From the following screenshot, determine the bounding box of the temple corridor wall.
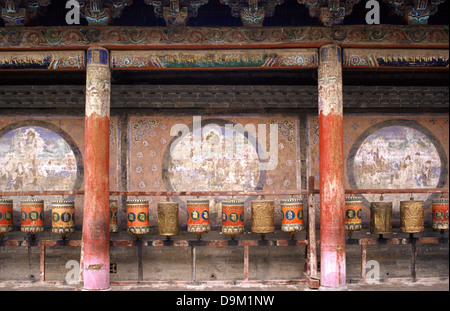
[0,111,448,230]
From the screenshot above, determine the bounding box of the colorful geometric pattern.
[345,197,362,231]
[111,49,317,70]
[280,198,304,232]
[187,199,210,233]
[126,200,150,234]
[51,200,75,234]
[20,199,44,233]
[222,200,245,235]
[0,199,13,233]
[432,198,449,230]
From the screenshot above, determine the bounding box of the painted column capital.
[86,46,111,118]
[87,46,110,66]
[318,44,343,116]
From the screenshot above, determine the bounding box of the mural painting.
[353,126,441,190]
[0,126,77,191]
[310,116,449,226]
[129,115,301,228]
[166,122,261,193]
[0,117,121,229]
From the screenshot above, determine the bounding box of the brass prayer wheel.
[109,200,118,233]
[126,200,150,235]
[21,199,45,233]
[280,198,304,233]
[157,202,179,237]
[432,198,449,230]
[370,201,393,235]
[400,199,424,234]
[221,200,245,238]
[251,199,275,235]
[345,197,362,232]
[0,199,13,234]
[187,199,210,235]
[51,200,75,234]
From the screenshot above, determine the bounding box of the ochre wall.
[127,114,301,228]
[0,115,120,229]
[1,113,448,229]
[0,111,448,283]
[309,114,449,227]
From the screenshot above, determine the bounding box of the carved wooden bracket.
[382,0,446,25]
[297,0,361,26]
[77,0,133,26]
[0,0,50,26]
[145,0,208,26]
[220,0,283,27]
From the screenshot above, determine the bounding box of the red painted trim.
[82,113,110,290]
[319,111,346,288]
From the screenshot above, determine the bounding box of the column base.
[82,287,111,291]
[318,285,348,291]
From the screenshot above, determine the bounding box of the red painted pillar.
[82,46,111,290]
[318,44,346,288]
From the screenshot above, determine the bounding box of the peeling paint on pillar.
[82,46,111,290]
[318,44,346,288]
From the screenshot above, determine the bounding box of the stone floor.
[0,279,448,291]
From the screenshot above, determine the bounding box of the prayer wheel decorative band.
[0,199,13,233]
[222,200,245,235]
[187,199,210,233]
[280,198,304,232]
[157,202,179,236]
[251,200,275,234]
[109,200,118,233]
[432,198,449,230]
[21,199,45,233]
[126,200,150,235]
[400,199,424,233]
[345,197,362,231]
[370,201,393,235]
[52,200,75,234]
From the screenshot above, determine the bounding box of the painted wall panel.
[309,115,449,227]
[0,115,120,229]
[128,114,301,229]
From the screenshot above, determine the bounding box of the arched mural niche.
[0,120,84,229]
[162,118,267,227]
[347,119,448,227]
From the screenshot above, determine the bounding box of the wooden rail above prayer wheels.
[0,188,448,198]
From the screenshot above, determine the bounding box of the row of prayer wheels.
[345,197,449,237]
[0,198,75,238]
[2,196,447,239]
[122,198,305,239]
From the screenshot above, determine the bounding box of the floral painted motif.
[270,120,295,143]
[131,119,157,142]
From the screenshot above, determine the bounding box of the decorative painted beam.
[382,0,446,25]
[110,48,318,69]
[78,0,133,26]
[0,50,85,70]
[220,0,284,27]
[0,25,448,49]
[343,48,449,68]
[0,0,50,26]
[144,0,208,26]
[298,0,361,26]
